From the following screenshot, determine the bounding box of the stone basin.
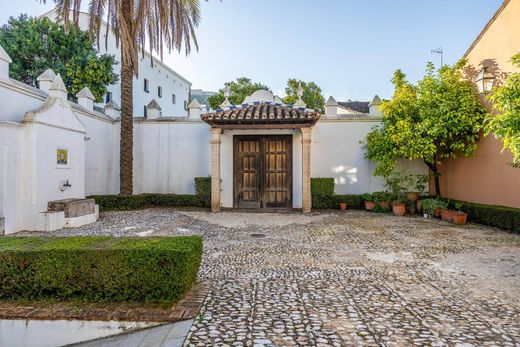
[47,198,96,218]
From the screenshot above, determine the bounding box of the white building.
[41,9,192,118]
[0,44,426,234]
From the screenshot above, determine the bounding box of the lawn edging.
[0,236,203,303]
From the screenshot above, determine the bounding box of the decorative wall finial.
[297,81,303,100]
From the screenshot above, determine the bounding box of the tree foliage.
[486,53,520,168]
[283,79,325,112]
[208,77,270,110]
[366,60,487,195]
[0,15,118,102]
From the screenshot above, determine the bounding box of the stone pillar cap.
[147,99,161,110]
[104,100,120,110]
[49,74,67,93]
[188,98,201,108]
[37,69,57,82]
[76,87,95,100]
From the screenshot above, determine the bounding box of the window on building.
[172,94,176,104]
[144,79,149,93]
[105,91,112,103]
[144,105,147,117]
[158,86,162,98]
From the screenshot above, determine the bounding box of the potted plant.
[434,198,448,218]
[421,199,436,218]
[339,201,348,211]
[406,198,417,215]
[452,202,468,225]
[362,193,375,211]
[373,192,389,209]
[385,173,407,217]
[403,174,420,201]
[440,199,453,222]
[414,174,429,212]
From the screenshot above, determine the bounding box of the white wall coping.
[0,120,23,128]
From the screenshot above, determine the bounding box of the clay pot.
[364,201,376,211]
[440,209,453,222]
[452,212,468,225]
[378,201,390,209]
[406,191,420,201]
[434,207,442,218]
[392,203,406,216]
[339,202,347,211]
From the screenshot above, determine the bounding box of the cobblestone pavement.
[20,209,520,346]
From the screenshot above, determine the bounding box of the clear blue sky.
[0,0,504,101]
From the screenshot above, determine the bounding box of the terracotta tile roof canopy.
[201,103,321,129]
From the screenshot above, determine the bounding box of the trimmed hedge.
[0,236,203,303]
[446,200,520,233]
[310,177,363,209]
[89,193,205,211]
[194,177,211,207]
[310,178,335,197]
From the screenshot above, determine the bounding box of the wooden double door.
[234,135,292,208]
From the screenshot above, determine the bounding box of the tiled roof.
[337,101,370,114]
[201,103,320,126]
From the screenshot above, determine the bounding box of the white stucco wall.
[41,9,192,118]
[0,123,23,234]
[133,120,211,194]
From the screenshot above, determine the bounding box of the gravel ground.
[18,209,520,346]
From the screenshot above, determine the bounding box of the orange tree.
[366,60,487,196]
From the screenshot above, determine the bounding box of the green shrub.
[0,236,203,303]
[311,178,335,197]
[89,193,205,211]
[194,177,211,208]
[312,194,364,210]
[445,200,520,232]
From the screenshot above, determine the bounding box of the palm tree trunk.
[119,2,134,195]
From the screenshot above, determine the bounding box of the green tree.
[366,60,487,196]
[283,79,325,112]
[486,53,520,168]
[0,14,117,102]
[46,0,201,195]
[208,77,270,110]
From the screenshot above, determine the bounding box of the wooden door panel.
[234,135,292,208]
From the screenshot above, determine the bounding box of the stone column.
[210,127,222,212]
[301,127,312,213]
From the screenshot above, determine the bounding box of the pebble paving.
[20,209,520,346]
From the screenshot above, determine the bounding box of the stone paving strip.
[0,281,210,322]
[19,209,520,346]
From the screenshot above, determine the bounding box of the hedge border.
[0,236,203,303]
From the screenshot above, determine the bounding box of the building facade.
[41,9,192,118]
[438,0,520,208]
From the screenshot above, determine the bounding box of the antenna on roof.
[431,47,444,67]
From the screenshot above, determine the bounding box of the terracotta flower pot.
[406,191,420,201]
[440,209,453,222]
[364,201,376,211]
[452,212,468,225]
[434,207,442,218]
[392,203,406,216]
[379,201,390,209]
[339,202,347,211]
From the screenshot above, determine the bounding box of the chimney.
[0,45,12,79]
[369,95,382,117]
[48,74,68,99]
[104,100,120,119]
[188,98,202,119]
[146,99,162,119]
[325,96,338,118]
[37,69,57,93]
[76,87,95,111]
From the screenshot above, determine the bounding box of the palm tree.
[43,0,201,195]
